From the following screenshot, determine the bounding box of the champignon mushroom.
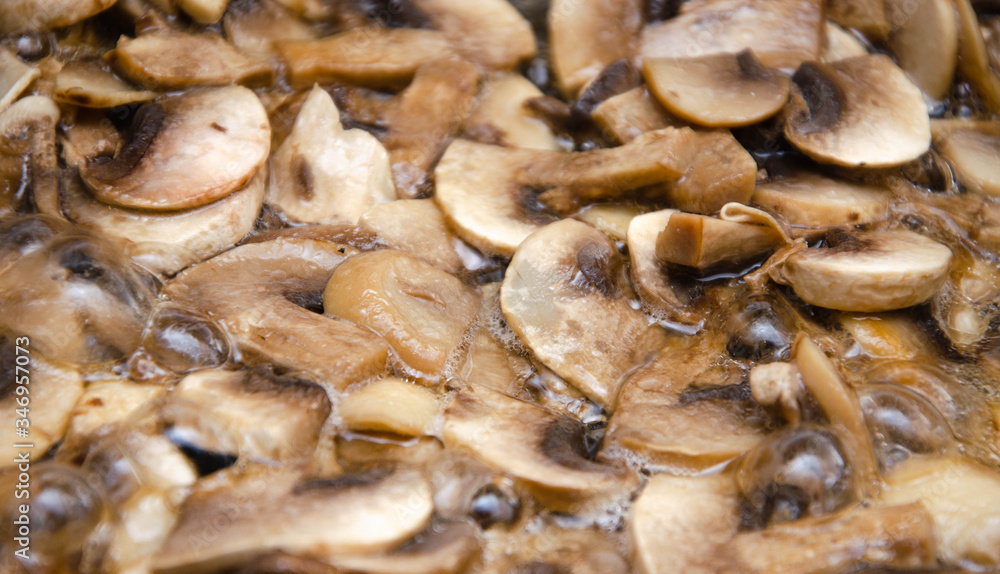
[644,50,791,128]
[268,85,395,226]
[442,385,637,513]
[771,229,953,312]
[338,377,441,437]
[0,0,116,34]
[827,0,890,39]
[164,237,389,393]
[639,0,823,69]
[886,0,957,100]
[79,86,270,211]
[356,199,466,275]
[480,525,629,574]
[835,312,936,361]
[323,249,480,382]
[0,47,39,112]
[152,466,434,574]
[591,86,681,144]
[0,95,59,217]
[655,206,788,272]
[955,0,1000,112]
[783,54,930,168]
[411,0,536,70]
[549,0,642,98]
[325,522,481,574]
[932,120,1000,197]
[223,0,316,60]
[820,21,869,63]
[751,172,891,229]
[626,209,703,326]
[464,74,560,150]
[174,366,331,462]
[54,60,157,108]
[107,26,274,91]
[501,219,665,408]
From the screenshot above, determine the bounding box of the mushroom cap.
[80,86,270,211]
[644,50,791,128]
[779,230,953,312]
[783,54,931,168]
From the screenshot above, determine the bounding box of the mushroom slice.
[575,203,642,242]
[0,96,59,217]
[0,0,116,34]
[174,0,229,24]
[174,367,331,462]
[631,473,739,574]
[783,54,930,168]
[323,250,480,382]
[881,455,1000,568]
[886,0,957,100]
[639,0,823,69]
[549,0,642,97]
[772,230,953,312]
[626,209,702,325]
[464,74,560,150]
[356,199,465,275]
[108,27,274,91]
[58,378,165,463]
[62,166,266,276]
[751,173,891,229]
[80,86,270,211]
[223,0,316,59]
[932,121,1000,197]
[591,86,681,144]
[339,378,440,437]
[655,208,787,271]
[826,0,890,39]
[382,58,479,199]
[54,60,157,108]
[0,335,84,468]
[164,238,389,393]
[277,28,453,90]
[152,466,434,574]
[501,219,665,408]
[268,86,395,225]
[442,386,636,512]
[326,522,481,574]
[731,503,936,573]
[955,0,1000,112]
[836,312,936,361]
[644,50,791,128]
[0,47,39,112]
[820,21,869,63]
[410,0,535,69]
[481,525,629,574]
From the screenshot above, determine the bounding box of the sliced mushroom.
[783,54,930,168]
[174,0,229,24]
[0,0,116,34]
[644,50,791,128]
[820,21,869,63]
[591,86,681,144]
[223,0,316,60]
[480,525,629,574]
[356,199,465,275]
[826,0,890,39]
[931,241,1000,352]
[164,238,389,393]
[58,107,121,170]
[277,28,454,90]
[54,59,157,108]
[751,172,891,229]
[639,0,823,69]
[339,378,440,437]
[886,0,957,100]
[880,455,1000,568]
[174,366,331,462]
[326,522,481,574]
[0,335,84,468]
[626,208,702,325]
[501,219,665,408]
[57,378,165,463]
[442,386,636,512]
[955,0,1000,112]
[152,466,434,574]
[464,74,560,150]
[435,128,755,256]
[108,27,275,91]
[772,229,953,312]
[0,95,60,217]
[932,120,1000,197]
[631,473,739,574]
[655,208,787,271]
[575,203,642,242]
[62,165,266,276]
[0,47,39,112]
[268,86,395,225]
[323,250,480,382]
[836,311,936,361]
[549,0,642,97]
[80,86,270,211]
[411,0,535,70]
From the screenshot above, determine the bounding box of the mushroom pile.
[2,1,1000,573]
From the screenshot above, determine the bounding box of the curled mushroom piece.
[0,0,115,34]
[152,466,434,574]
[932,120,1000,197]
[639,0,823,69]
[268,86,395,225]
[549,0,642,98]
[784,54,930,167]
[644,50,791,128]
[0,47,39,111]
[80,86,270,211]
[164,238,389,393]
[501,219,665,408]
[442,386,636,513]
[54,60,157,108]
[0,95,60,217]
[435,127,755,256]
[107,27,275,91]
[771,229,953,313]
[751,172,891,230]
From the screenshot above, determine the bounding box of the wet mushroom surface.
[2,2,1000,574]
